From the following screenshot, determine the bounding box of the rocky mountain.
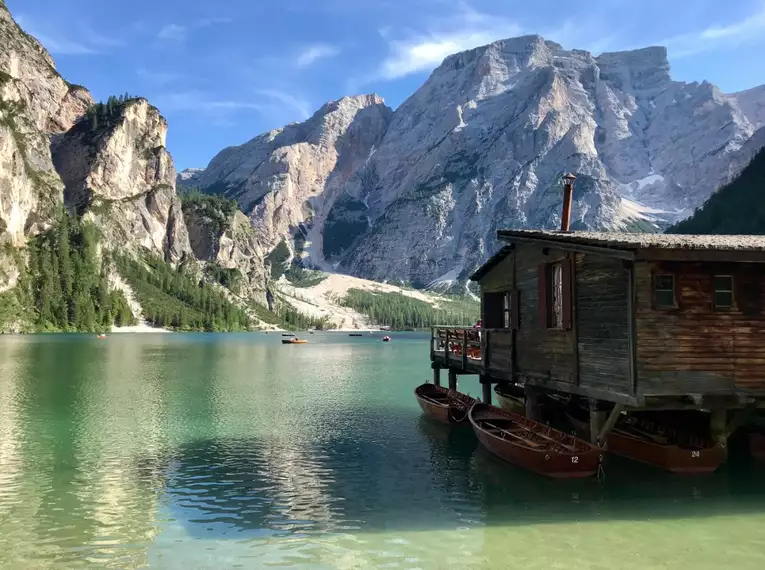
[0,0,91,263]
[1,0,188,268]
[188,35,765,288]
[52,98,191,263]
[189,95,393,265]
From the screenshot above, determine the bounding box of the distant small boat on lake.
[281,333,295,337]
[470,403,601,479]
[382,336,391,342]
[349,333,364,337]
[97,334,107,340]
[415,383,477,424]
[282,338,307,345]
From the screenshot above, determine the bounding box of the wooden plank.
[537,263,548,328]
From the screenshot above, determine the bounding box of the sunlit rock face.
[192,36,765,287]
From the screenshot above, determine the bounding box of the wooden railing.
[431,326,484,368]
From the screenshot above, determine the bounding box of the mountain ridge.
[184,34,765,287]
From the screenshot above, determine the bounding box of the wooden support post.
[525,386,541,421]
[432,364,441,387]
[596,404,624,446]
[710,409,728,448]
[589,399,606,445]
[481,375,492,405]
[448,370,458,391]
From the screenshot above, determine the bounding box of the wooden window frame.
[538,259,572,330]
[500,291,520,330]
[653,274,677,309]
[713,275,735,310]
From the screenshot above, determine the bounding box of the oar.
[418,393,449,406]
[508,419,580,452]
[484,422,544,449]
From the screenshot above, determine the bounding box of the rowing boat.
[494,383,526,414]
[414,383,477,424]
[282,338,308,345]
[469,403,601,479]
[566,408,725,474]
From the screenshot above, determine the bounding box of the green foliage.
[116,255,250,331]
[340,289,479,330]
[23,213,136,332]
[181,191,238,235]
[265,240,291,279]
[205,263,241,293]
[81,94,138,135]
[283,265,327,288]
[670,148,765,234]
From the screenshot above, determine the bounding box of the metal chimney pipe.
[561,173,576,232]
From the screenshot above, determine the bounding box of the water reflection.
[0,334,764,570]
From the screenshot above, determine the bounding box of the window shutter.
[537,264,548,328]
[511,290,520,330]
[562,257,573,330]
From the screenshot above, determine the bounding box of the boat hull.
[494,386,525,414]
[470,404,601,479]
[567,412,725,474]
[414,384,475,425]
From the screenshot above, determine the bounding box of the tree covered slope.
[670,148,765,234]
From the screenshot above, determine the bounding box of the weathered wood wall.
[635,261,765,395]
[576,253,631,396]
[513,244,577,385]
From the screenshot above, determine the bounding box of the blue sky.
[8,0,765,171]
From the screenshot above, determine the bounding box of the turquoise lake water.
[1,332,764,569]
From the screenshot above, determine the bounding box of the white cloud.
[662,2,765,58]
[153,91,262,114]
[295,44,341,67]
[136,68,182,86]
[157,24,187,42]
[16,14,96,55]
[377,4,523,80]
[254,89,312,120]
[157,17,232,43]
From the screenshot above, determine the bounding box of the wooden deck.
[430,327,486,375]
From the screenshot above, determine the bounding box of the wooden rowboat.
[414,383,477,424]
[566,408,725,474]
[282,338,308,345]
[469,403,601,479]
[494,384,526,414]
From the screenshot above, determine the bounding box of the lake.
[1,332,764,569]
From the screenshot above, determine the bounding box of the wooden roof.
[470,230,765,281]
[497,230,765,251]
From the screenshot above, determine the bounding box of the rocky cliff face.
[52,99,191,262]
[0,0,93,252]
[191,35,765,287]
[338,38,765,286]
[191,95,393,265]
[183,200,268,301]
[2,1,191,267]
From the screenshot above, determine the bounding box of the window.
[503,293,511,328]
[538,260,571,330]
[653,274,676,308]
[551,263,564,328]
[713,275,734,308]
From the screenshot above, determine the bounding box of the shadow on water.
[157,405,765,539]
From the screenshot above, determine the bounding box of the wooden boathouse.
[431,181,765,448]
